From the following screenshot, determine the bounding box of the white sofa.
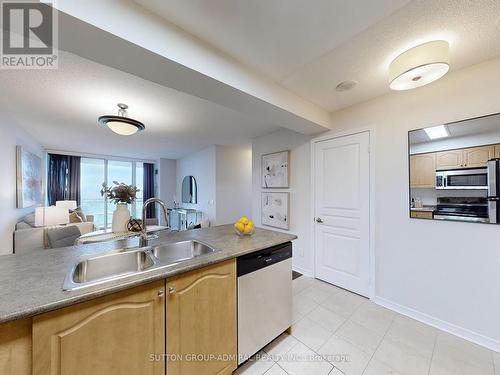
[14,217,95,255]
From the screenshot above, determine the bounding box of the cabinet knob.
[168,287,176,294]
[158,290,165,297]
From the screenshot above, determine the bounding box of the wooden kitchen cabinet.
[495,145,500,158]
[166,259,237,375]
[436,149,464,170]
[436,145,494,169]
[32,280,165,375]
[410,210,433,219]
[462,145,494,167]
[0,318,32,375]
[410,153,436,188]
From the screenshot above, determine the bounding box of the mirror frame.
[407,111,500,223]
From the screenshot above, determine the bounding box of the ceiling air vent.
[335,80,357,92]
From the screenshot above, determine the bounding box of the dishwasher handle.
[237,242,292,277]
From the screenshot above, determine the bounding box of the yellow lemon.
[235,222,245,233]
[243,225,253,234]
[239,217,249,225]
[247,221,254,230]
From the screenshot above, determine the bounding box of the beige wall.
[0,115,45,255]
[327,56,500,349]
[216,144,252,225]
[252,129,313,275]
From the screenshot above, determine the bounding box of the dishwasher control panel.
[237,242,292,277]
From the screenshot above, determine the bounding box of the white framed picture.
[262,150,289,188]
[261,192,289,230]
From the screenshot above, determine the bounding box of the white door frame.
[310,126,376,300]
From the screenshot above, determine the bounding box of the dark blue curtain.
[47,154,69,206]
[68,156,81,205]
[143,163,156,218]
[47,154,81,206]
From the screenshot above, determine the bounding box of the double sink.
[63,240,218,291]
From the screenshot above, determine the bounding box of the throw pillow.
[69,211,83,223]
[71,207,87,222]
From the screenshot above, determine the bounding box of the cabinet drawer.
[410,210,433,219]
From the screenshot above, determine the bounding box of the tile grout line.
[291,277,370,374]
[360,310,397,375]
[261,361,289,375]
[310,301,363,371]
[426,330,439,375]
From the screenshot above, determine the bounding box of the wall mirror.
[181,175,197,204]
[409,112,500,224]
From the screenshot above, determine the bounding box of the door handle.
[168,287,176,294]
[315,217,323,223]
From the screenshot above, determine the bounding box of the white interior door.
[314,131,370,297]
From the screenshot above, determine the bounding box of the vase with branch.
[101,181,140,233]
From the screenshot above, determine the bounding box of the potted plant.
[101,181,140,233]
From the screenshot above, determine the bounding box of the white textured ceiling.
[410,113,500,144]
[135,0,500,112]
[0,51,280,160]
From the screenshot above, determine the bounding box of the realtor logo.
[1,1,58,69]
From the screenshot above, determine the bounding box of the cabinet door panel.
[0,318,31,375]
[410,153,436,188]
[167,259,237,375]
[495,145,500,158]
[436,150,463,170]
[463,145,494,167]
[33,280,165,375]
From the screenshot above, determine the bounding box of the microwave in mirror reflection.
[408,112,500,224]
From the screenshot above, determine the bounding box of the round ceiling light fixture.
[98,103,145,136]
[389,40,450,91]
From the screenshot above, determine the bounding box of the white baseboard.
[374,296,500,353]
[292,265,313,277]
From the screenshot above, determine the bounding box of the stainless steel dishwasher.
[237,242,292,364]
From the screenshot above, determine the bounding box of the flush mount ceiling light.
[424,124,450,140]
[389,40,450,91]
[98,103,145,136]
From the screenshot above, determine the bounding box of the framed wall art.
[16,146,43,208]
[262,150,289,188]
[261,192,289,230]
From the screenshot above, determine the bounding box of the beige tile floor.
[234,276,499,375]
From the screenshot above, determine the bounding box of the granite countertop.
[0,225,296,324]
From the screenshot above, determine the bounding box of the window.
[80,158,150,230]
[106,160,133,228]
[80,158,105,229]
[135,163,144,218]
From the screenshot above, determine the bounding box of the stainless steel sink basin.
[63,249,156,290]
[152,240,217,264]
[63,241,219,291]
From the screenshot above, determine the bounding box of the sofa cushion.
[47,226,82,249]
[23,213,36,227]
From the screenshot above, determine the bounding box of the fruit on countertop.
[234,217,254,236]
